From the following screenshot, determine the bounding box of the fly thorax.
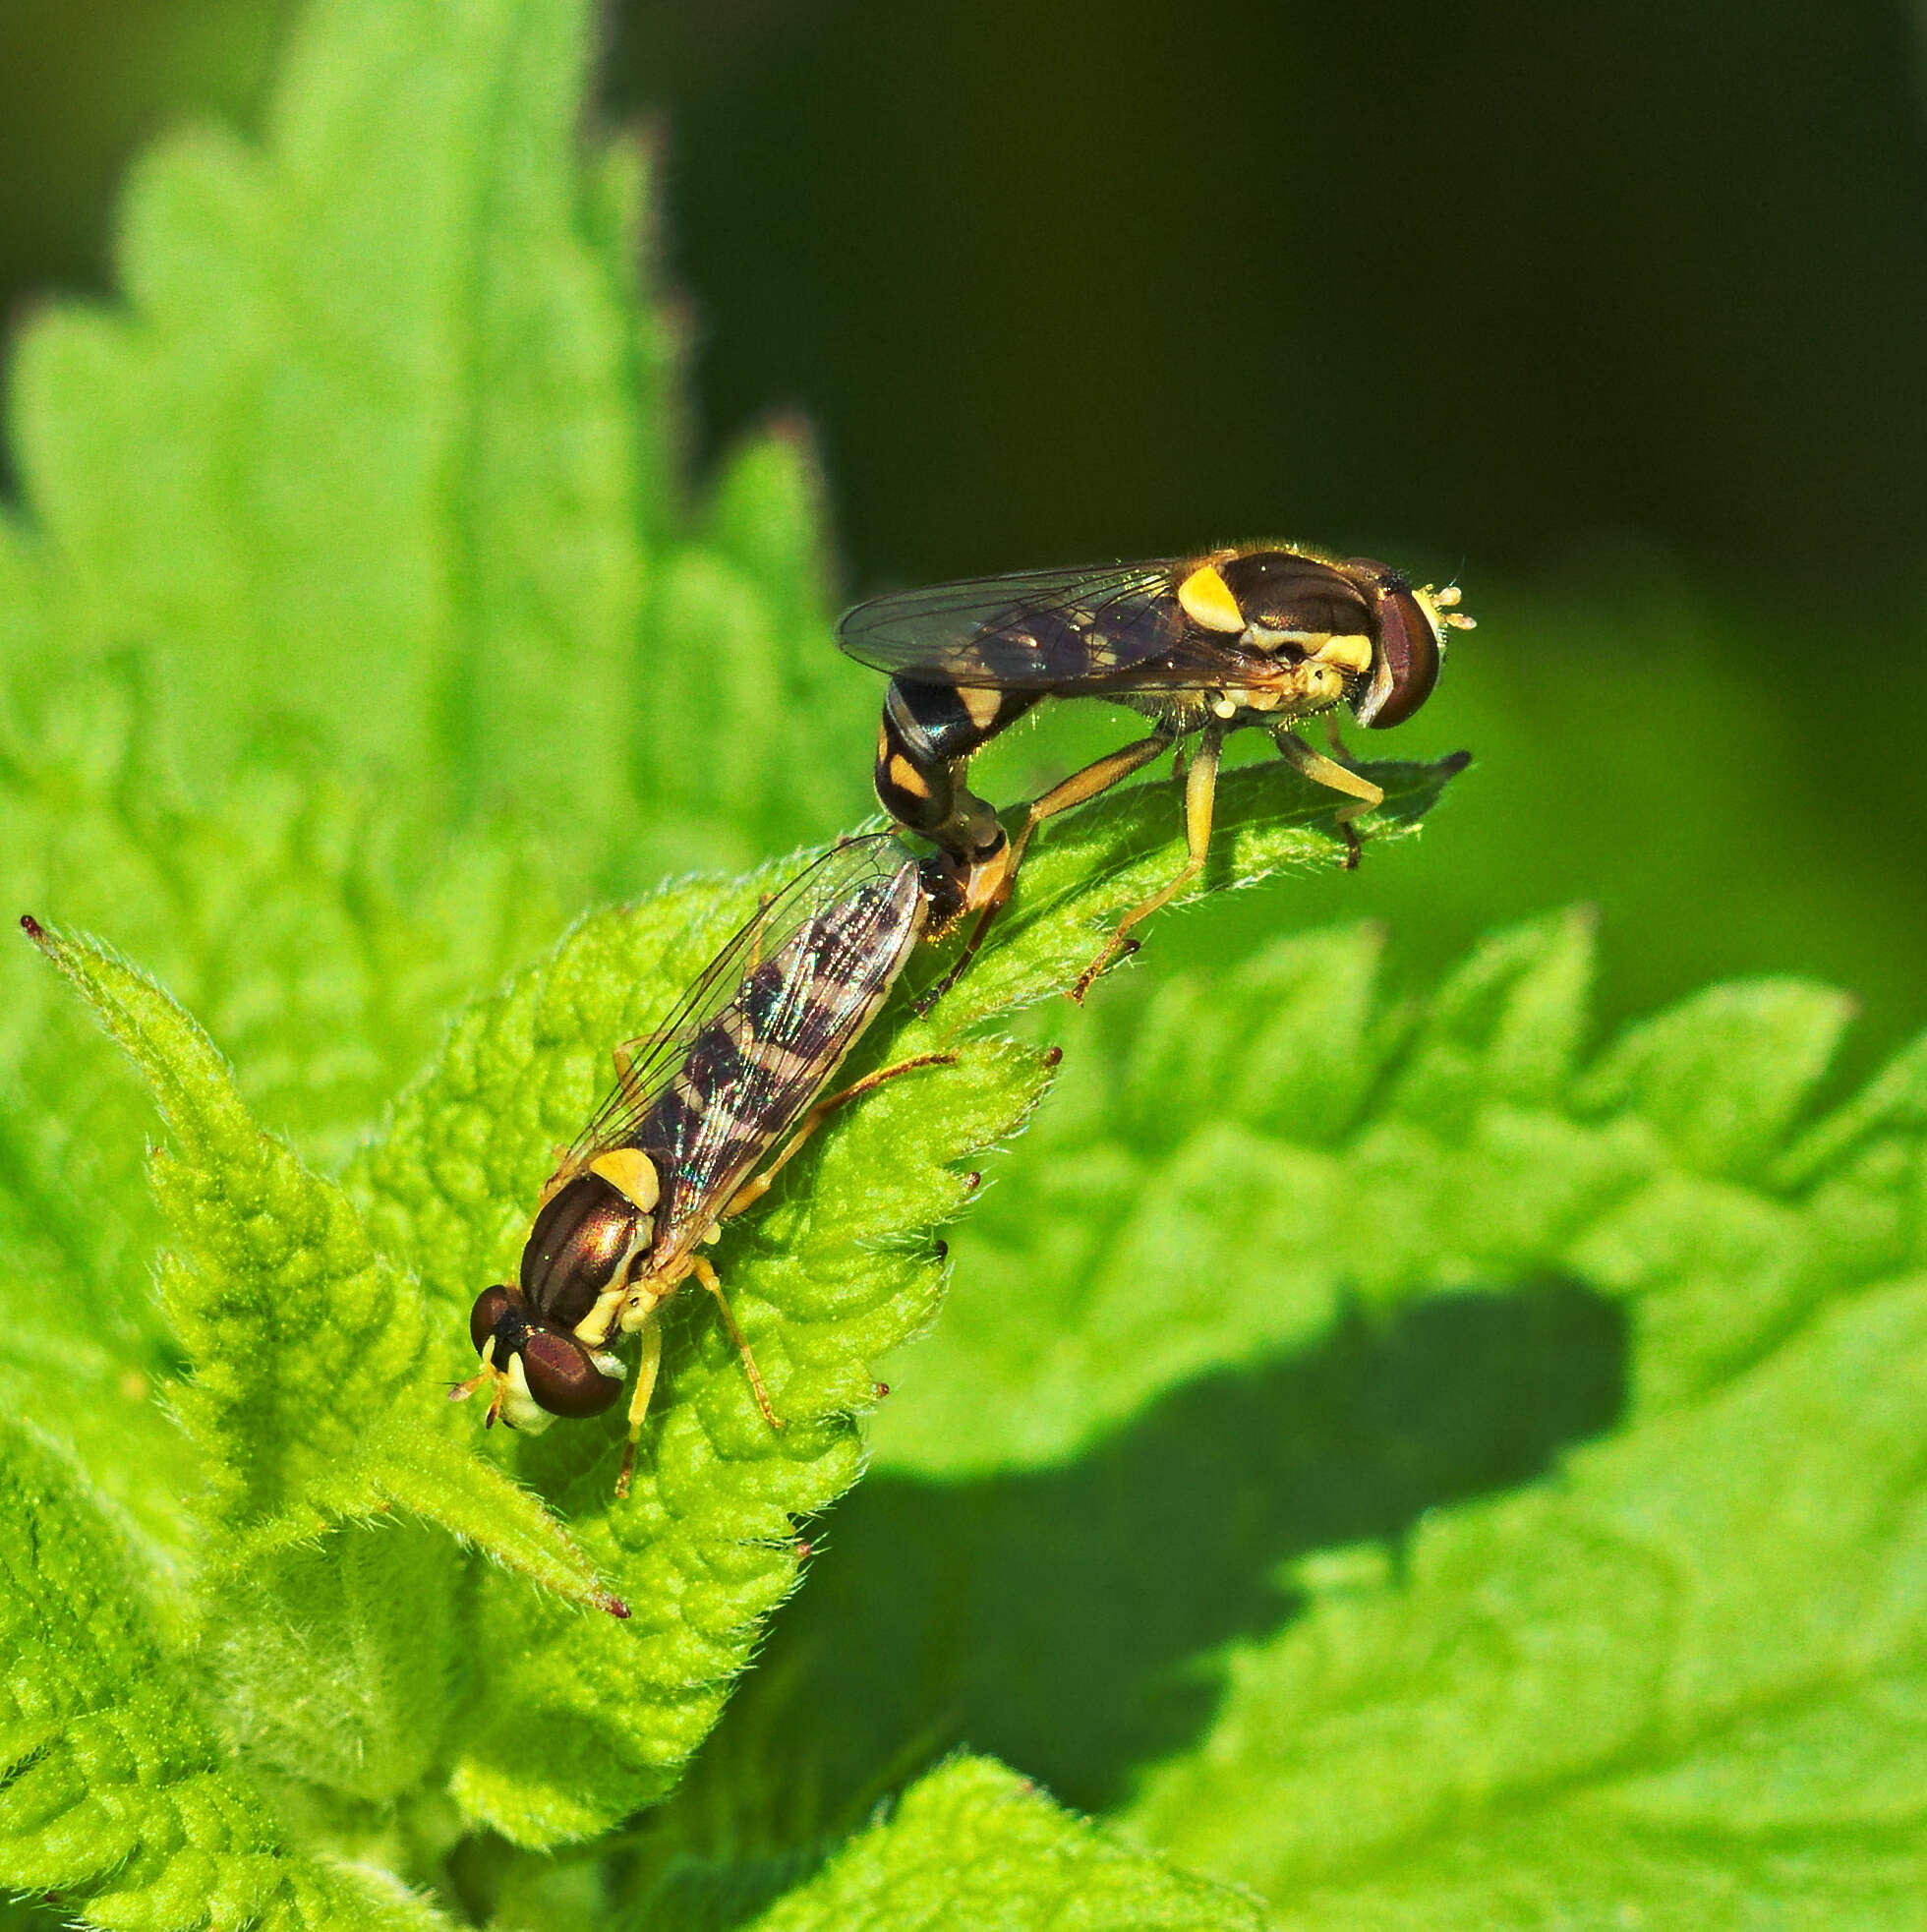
[618,1270,680,1332]
[574,1283,629,1348]
[519,1169,652,1328]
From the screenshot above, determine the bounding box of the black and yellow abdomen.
[875,676,1039,859]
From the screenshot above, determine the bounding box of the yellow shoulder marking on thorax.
[591,1146,661,1212]
[1177,563,1245,634]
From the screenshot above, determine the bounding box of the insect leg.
[1273,729,1385,869]
[916,730,1175,1011]
[611,1028,682,1087]
[690,1254,786,1431]
[1072,719,1224,1001]
[614,1317,665,1498]
[722,1053,959,1217]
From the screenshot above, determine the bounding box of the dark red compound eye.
[470,1284,518,1357]
[1351,582,1441,729]
[519,1327,624,1419]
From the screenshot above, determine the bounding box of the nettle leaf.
[870,908,1611,1475]
[692,910,1927,1916]
[737,1755,1275,1932]
[0,7,868,1571]
[636,426,880,877]
[872,906,1869,1477]
[1126,1266,1927,1923]
[24,920,624,1611]
[0,1420,451,1932]
[0,662,553,1586]
[779,901,1927,1924]
[346,753,1464,1846]
[2,0,867,892]
[10,0,643,845]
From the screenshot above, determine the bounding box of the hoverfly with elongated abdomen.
[839,545,1473,1000]
[452,835,966,1494]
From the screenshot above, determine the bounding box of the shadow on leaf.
[613,1273,1625,1922]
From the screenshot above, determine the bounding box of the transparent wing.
[646,852,930,1252]
[566,837,925,1242]
[566,836,916,1164]
[835,559,1267,693]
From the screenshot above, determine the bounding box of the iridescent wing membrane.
[566,836,926,1262]
[836,559,1279,695]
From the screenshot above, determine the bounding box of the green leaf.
[871,909,1606,1475]
[738,1755,1275,1932]
[0,1419,451,1932]
[703,917,1927,1912]
[1124,1269,1927,1924]
[338,755,1465,1845]
[23,916,623,1620]
[1572,977,1855,1181]
[872,907,1876,1478]
[10,0,644,845]
[832,916,1927,1924]
[634,427,879,876]
[0,683,553,1600]
[0,0,868,898]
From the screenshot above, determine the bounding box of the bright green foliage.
[27,917,622,1615]
[669,911,1917,1846]
[740,1755,1274,1931]
[0,0,1921,1924]
[1127,1274,1927,1924]
[344,753,1447,1846]
[0,1421,450,1932]
[4,0,860,886]
[873,909,1877,1472]
[800,909,1927,1923]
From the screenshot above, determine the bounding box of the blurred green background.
[4,0,1923,1071]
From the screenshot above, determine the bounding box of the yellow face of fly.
[466,1339,558,1434]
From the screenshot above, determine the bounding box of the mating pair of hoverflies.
[455,544,1472,1490]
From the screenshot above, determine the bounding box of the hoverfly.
[453,836,964,1494]
[839,545,1473,999]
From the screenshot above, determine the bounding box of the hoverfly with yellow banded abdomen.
[452,834,967,1495]
[839,545,1473,1000]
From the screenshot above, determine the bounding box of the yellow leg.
[723,1053,957,1217]
[1274,728,1384,869]
[614,1317,665,1497]
[915,731,1175,1011]
[1072,720,1224,1001]
[613,1033,665,1087]
[692,1254,785,1432]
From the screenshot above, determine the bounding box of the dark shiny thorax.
[520,1171,645,1329]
